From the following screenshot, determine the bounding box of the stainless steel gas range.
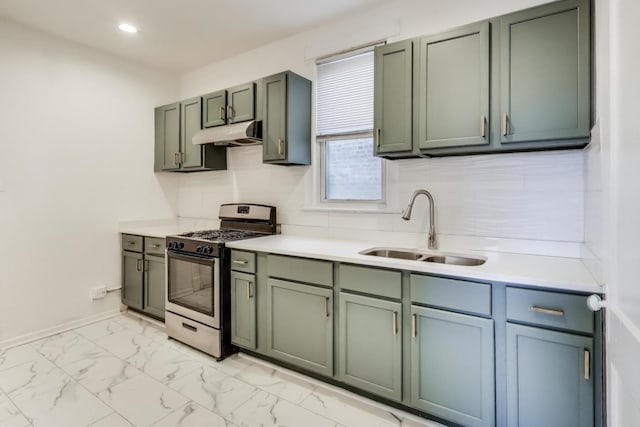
[165,203,278,359]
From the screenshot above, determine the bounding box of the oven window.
[168,256,214,317]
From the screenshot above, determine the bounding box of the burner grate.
[180,229,264,242]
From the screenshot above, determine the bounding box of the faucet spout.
[401,189,437,250]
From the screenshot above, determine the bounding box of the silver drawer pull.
[232,259,248,266]
[325,297,330,318]
[127,241,136,245]
[412,313,417,337]
[392,311,398,336]
[584,349,590,380]
[136,259,143,272]
[151,244,161,248]
[501,113,509,136]
[182,323,197,332]
[530,305,564,317]
[246,281,253,299]
[480,115,486,137]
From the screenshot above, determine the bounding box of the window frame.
[315,44,387,207]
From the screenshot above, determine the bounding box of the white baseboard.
[0,309,123,349]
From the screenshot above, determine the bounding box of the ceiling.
[0,0,391,73]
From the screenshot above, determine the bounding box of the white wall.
[177,0,585,255]
[0,19,180,344]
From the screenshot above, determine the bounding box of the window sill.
[301,206,400,214]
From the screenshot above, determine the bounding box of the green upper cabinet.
[154,98,227,172]
[202,90,227,128]
[262,71,312,165]
[506,323,594,427]
[155,102,181,171]
[374,40,414,157]
[499,0,590,145]
[228,83,255,123]
[203,83,256,128]
[417,22,490,151]
[180,97,204,169]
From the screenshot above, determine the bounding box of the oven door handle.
[167,251,216,266]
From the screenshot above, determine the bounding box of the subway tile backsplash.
[178,146,585,251]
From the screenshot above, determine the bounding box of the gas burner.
[180,229,265,243]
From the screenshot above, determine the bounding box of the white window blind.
[316,51,374,136]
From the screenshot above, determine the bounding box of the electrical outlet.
[91,286,107,300]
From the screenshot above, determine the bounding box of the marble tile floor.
[0,313,445,427]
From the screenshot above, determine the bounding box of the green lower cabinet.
[231,271,257,350]
[122,250,143,310]
[506,323,594,427]
[142,254,165,320]
[267,278,332,376]
[411,306,495,427]
[339,293,402,401]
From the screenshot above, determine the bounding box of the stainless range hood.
[192,120,262,146]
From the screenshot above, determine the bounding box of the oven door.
[166,251,220,329]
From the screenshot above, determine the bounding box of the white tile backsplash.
[177,148,586,255]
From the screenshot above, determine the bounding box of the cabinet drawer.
[506,287,593,334]
[339,264,401,299]
[410,274,491,316]
[267,254,333,287]
[231,250,256,273]
[144,237,165,256]
[121,234,143,252]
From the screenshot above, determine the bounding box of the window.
[316,48,383,202]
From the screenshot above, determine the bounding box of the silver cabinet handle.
[232,259,248,266]
[246,281,253,299]
[531,305,564,317]
[277,139,284,155]
[480,115,486,137]
[584,349,590,380]
[150,244,161,249]
[392,311,398,336]
[412,313,417,337]
[227,105,234,122]
[325,297,330,318]
[127,240,136,246]
[174,152,181,165]
[143,260,149,272]
[501,113,509,136]
[375,128,381,148]
[136,259,143,272]
[220,106,225,121]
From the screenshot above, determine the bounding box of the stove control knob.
[179,242,184,249]
[204,246,213,255]
[196,246,202,254]
[168,242,176,249]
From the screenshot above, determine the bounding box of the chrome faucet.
[401,189,437,250]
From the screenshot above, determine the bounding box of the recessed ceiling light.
[118,23,138,34]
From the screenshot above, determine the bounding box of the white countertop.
[227,235,601,294]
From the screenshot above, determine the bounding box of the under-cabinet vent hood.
[192,120,262,146]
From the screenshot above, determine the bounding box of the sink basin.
[359,247,486,266]
[359,248,423,261]
[422,255,486,266]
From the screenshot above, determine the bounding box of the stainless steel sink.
[422,255,486,266]
[359,248,424,261]
[359,247,486,266]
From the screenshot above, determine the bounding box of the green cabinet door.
[180,96,203,169]
[157,102,181,171]
[374,40,413,156]
[262,71,311,165]
[122,250,143,310]
[228,83,255,124]
[418,22,490,151]
[506,323,593,427]
[202,90,227,128]
[267,278,332,376]
[339,293,402,401]
[263,73,287,162]
[143,254,165,320]
[411,306,494,427]
[231,271,257,350]
[499,0,590,144]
